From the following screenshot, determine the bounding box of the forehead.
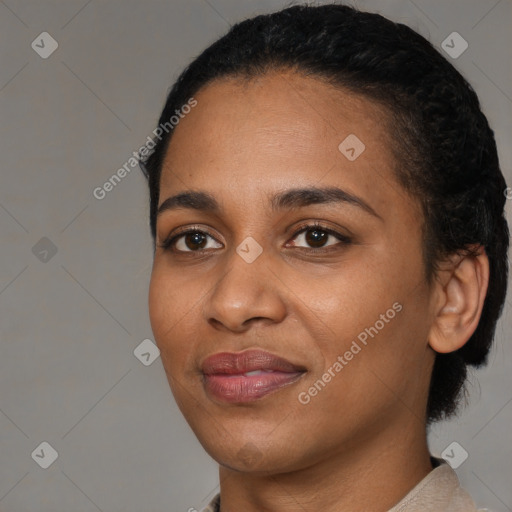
[158,70,413,219]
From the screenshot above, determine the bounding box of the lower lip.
[203,371,305,403]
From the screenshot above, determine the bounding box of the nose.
[203,246,287,333]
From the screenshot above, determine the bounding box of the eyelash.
[157,221,352,255]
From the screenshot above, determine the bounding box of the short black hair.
[140,2,509,423]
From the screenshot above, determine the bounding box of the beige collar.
[202,458,482,511]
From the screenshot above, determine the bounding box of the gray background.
[0,0,511,511]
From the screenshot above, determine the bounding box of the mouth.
[201,349,307,403]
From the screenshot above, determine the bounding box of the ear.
[428,246,489,354]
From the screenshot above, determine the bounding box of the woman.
[139,4,508,511]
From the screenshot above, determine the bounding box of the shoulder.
[389,458,483,512]
[201,461,487,512]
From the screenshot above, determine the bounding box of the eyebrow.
[156,186,382,221]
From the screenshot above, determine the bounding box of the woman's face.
[149,70,437,473]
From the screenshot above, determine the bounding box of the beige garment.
[388,459,481,511]
[201,459,485,511]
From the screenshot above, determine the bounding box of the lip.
[201,349,306,403]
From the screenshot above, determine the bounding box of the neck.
[217,416,432,512]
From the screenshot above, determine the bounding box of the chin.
[196,431,310,475]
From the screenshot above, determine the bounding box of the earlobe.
[428,246,489,354]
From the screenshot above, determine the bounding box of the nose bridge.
[204,236,286,330]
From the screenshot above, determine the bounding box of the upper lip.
[201,349,306,375]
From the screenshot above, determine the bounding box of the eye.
[158,227,222,253]
[158,222,351,254]
[287,222,352,251]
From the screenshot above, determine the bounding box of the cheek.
[149,264,194,332]
[148,267,192,362]
[148,268,169,339]
[148,270,189,409]
[305,259,398,337]
[305,248,430,385]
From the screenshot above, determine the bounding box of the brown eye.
[183,232,208,250]
[304,228,329,248]
[290,223,351,250]
[159,229,222,252]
